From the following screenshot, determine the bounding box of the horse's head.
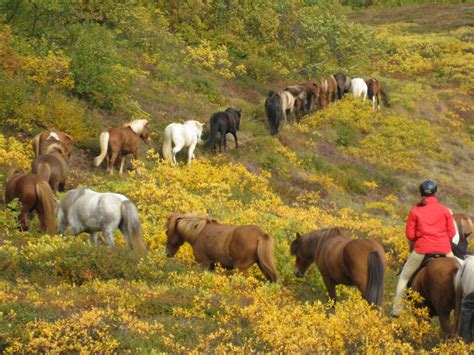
[140,122,151,142]
[194,121,204,141]
[290,232,313,277]
[165,215,185,257]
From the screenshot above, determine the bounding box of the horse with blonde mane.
[57,188,147,256]
[291,227,387,306]
[5,170,56,234]
[94,119,150,175]
[32,129,74,159]
[31,140,68,193]
[162,120,204,165]
[165,212,278,282]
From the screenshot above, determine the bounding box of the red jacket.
[405,196,456,254]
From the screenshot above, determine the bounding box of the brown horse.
[94,119,150,175]
[32,130,73,159]
[410,257,460,337]
[31,147,68,193]
[290,228,387,305]
[165,212,278,282]
[5,171,56,235]
[365,78,389,110]
[320,75,338,103]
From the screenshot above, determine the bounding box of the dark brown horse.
[5,171,56,234]
[205,107,241,153]
[290,228,386,305]
[165,212,278,282]
[320,75,338,103]
[410,257,460,336]
[94,119,150,175]
[365,78,389,110]
[31,143,68,193]
[32,129,73,159]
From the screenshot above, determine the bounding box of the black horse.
[206,107,241,153]
[265,91,283,135]
[334,73,352,100]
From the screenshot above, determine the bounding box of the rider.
[392,179,456,316]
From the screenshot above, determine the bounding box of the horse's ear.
[296,232,302,240]
[198,122,204,127]
[238,108,242,114]
[268,90,275,96]
[64,133,73,142]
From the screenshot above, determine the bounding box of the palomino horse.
[31,141,68,193]
[32,129,73,159]
[5,171,56,234]
[165,212,278,282]
[410,256,460,337]
[334,73,352,99]
[284,85,306,122]
[162,120,204,165]
[94,119,150,175]
[290,227,386,305]
[206,108,242,153]
[320,75,338,103]
[365,78,390,110]
[350,78,368,101]
[454,256,474,342]
[265,91,284,135]
[57,188,147,256]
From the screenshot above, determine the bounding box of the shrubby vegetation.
[0,1,473,352]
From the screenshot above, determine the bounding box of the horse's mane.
[124,119,148,135]
[299,227,346,257]
[167,212,218,242]
[45,141,66,155]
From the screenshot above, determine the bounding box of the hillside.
[0,2,473,352]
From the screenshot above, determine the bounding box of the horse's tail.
[120,200,147,256]
[365,251,384,306]
[162,126,173,162]
[257,234,278,282]
[35,180,57,235]
[94,131,109,167]
[380,89,390,108]
[36,161,51,183]
[205,115,219,149]
[32,133,41,157]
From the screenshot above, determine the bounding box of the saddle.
[407,253,446,288]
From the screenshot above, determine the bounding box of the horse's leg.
[377,94,381,110]
[232,131,238,149]
[109,150,118,175]
[103,228,116,246]
[372,96,376,110]
[119,156,126,175]
[105,155,110,173]
[219,132,224,153]
[187,143,196,164]
[90,232,99,246]
[172,143,184,165]
[222,134,227,152]
[19,204,30,231]
[323,275,336,303]
[439,311,454,338]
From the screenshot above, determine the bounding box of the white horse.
[281,90,296,124]
[350,78,368,101]
[57,188,147,255]
[162,120,204,165]
[455,256,474,340]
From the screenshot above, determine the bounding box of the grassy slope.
[1,3,473,352]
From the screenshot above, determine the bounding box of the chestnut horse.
[334,73,352,100]
[94,119,150,175]
[320,75,338,103]
[32,129,73,159]
[290,227,386,305]
[365,78,390,110]
[5,171,56,234]
[31,142,68,193]
[410,256,460,337]
[165,212,278,282]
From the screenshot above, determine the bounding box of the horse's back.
[343,238,386,272]
[7,174,39,203]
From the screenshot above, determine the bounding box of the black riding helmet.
[419,179,437,196]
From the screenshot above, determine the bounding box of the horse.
[281,90,296,124]
[409,255,460,337]
[365,78,390,110]
[5,171,56,235]
[350,78,368,101]
[265,91,283,135]
[284,85,306,122]
[454,256,474,342]
[165,212,278,282]
[57,188,147,256]
[452,213,473,260]
[299,81,327,112]
[206,108,242,153]
[334,73,352,100]
[32,129,74,159]
[94,119,150,175]
[162,120,204,165]
[31,142,68,193]
[320,75,338,103]
[290,228,386,306]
